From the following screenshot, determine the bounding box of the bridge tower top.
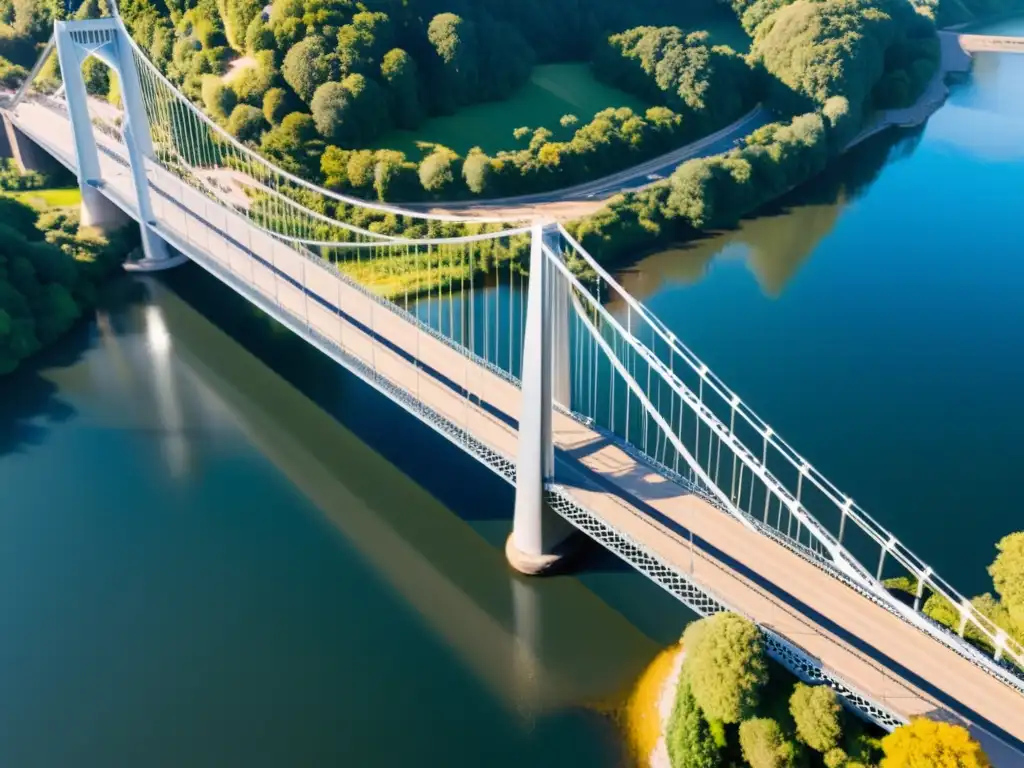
[52,15,177,268]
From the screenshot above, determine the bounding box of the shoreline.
[649,648,686,768]
[845,31,973,149]
[621,644,686,768]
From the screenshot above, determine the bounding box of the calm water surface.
[1,22,1022,766]
[626,23,1024,595]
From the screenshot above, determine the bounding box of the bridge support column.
[1,114,62,175]
[53,19,183,271]
[507,223,577,576]
[550,231,571,410]
[112,27,180,271]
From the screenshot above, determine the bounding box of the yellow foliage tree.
[880,719,991,768]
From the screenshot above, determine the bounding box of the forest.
[0,0,762,201]
[0,0,962,255]
[0,0,1011,364]
[0,177,137,376]
[566,0,943,263]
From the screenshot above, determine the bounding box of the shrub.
[0,54,26,88]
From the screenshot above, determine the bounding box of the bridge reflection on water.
[3,12,1024,766]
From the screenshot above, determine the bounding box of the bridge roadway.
[959,33,1024,54]
[8,100,1024,764]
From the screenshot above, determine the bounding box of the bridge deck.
[9,101,1024,765]
[959,34,1024,54]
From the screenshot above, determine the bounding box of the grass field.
[10,187,82,210]
[373,63,650,158]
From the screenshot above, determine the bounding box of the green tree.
[262,86,295,125]
[346,149,376,191]
[560,114,578,128]
[418,148,457,194]
[81,56,109,96]
[244,15,275,54]
[682,613,768,723]
[740,718,798,768]
[282,35,334,102]
[380,48,423,130]
[335,11,393,76]
[220,0,262,51]
[880,719,991,768]
[790,684,843,753]
[462,150,491,195]
[426,12,476,112]
[259,111,321,176]
[226,103,266,142]
[372,149,418,201]
[665,679,721,768]
[310,73,389,145]
[989,532,1024,628]
[201,75,237,120]
[320,145,350,189]
[232,49,277,105]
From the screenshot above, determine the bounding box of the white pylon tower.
[53,17,182,271]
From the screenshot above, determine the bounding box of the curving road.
[410,105,773,220]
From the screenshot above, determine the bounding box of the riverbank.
[0,191,136,377]
[622,644,685,767]
[846,31,974,148]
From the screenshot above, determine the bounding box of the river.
[0,22,1022,767]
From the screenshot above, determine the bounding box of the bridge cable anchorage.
[10,7,1024,719]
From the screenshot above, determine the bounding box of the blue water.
[0,22,1021,767]
[627,31,1024,595]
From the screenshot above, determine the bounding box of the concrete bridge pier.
[1,114,63,176]
[80,180,130,230]
[507,223,578,576]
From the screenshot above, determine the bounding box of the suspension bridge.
[3,13,1024,764]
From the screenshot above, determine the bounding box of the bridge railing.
[550,225,1024,691]
[9,10,1022,695]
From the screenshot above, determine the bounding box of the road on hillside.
[408,105,773,217]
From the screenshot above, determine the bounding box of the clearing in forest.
[372,63,650,159]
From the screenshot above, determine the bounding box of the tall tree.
[282,35,335,102]
[426,12,477,112]
[380,48,423,129]
[989,532,1024,629]
[880,719,991,768]
[790,684,843,753]
[682,613,768,723]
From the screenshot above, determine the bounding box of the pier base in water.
[505,529,578,576]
